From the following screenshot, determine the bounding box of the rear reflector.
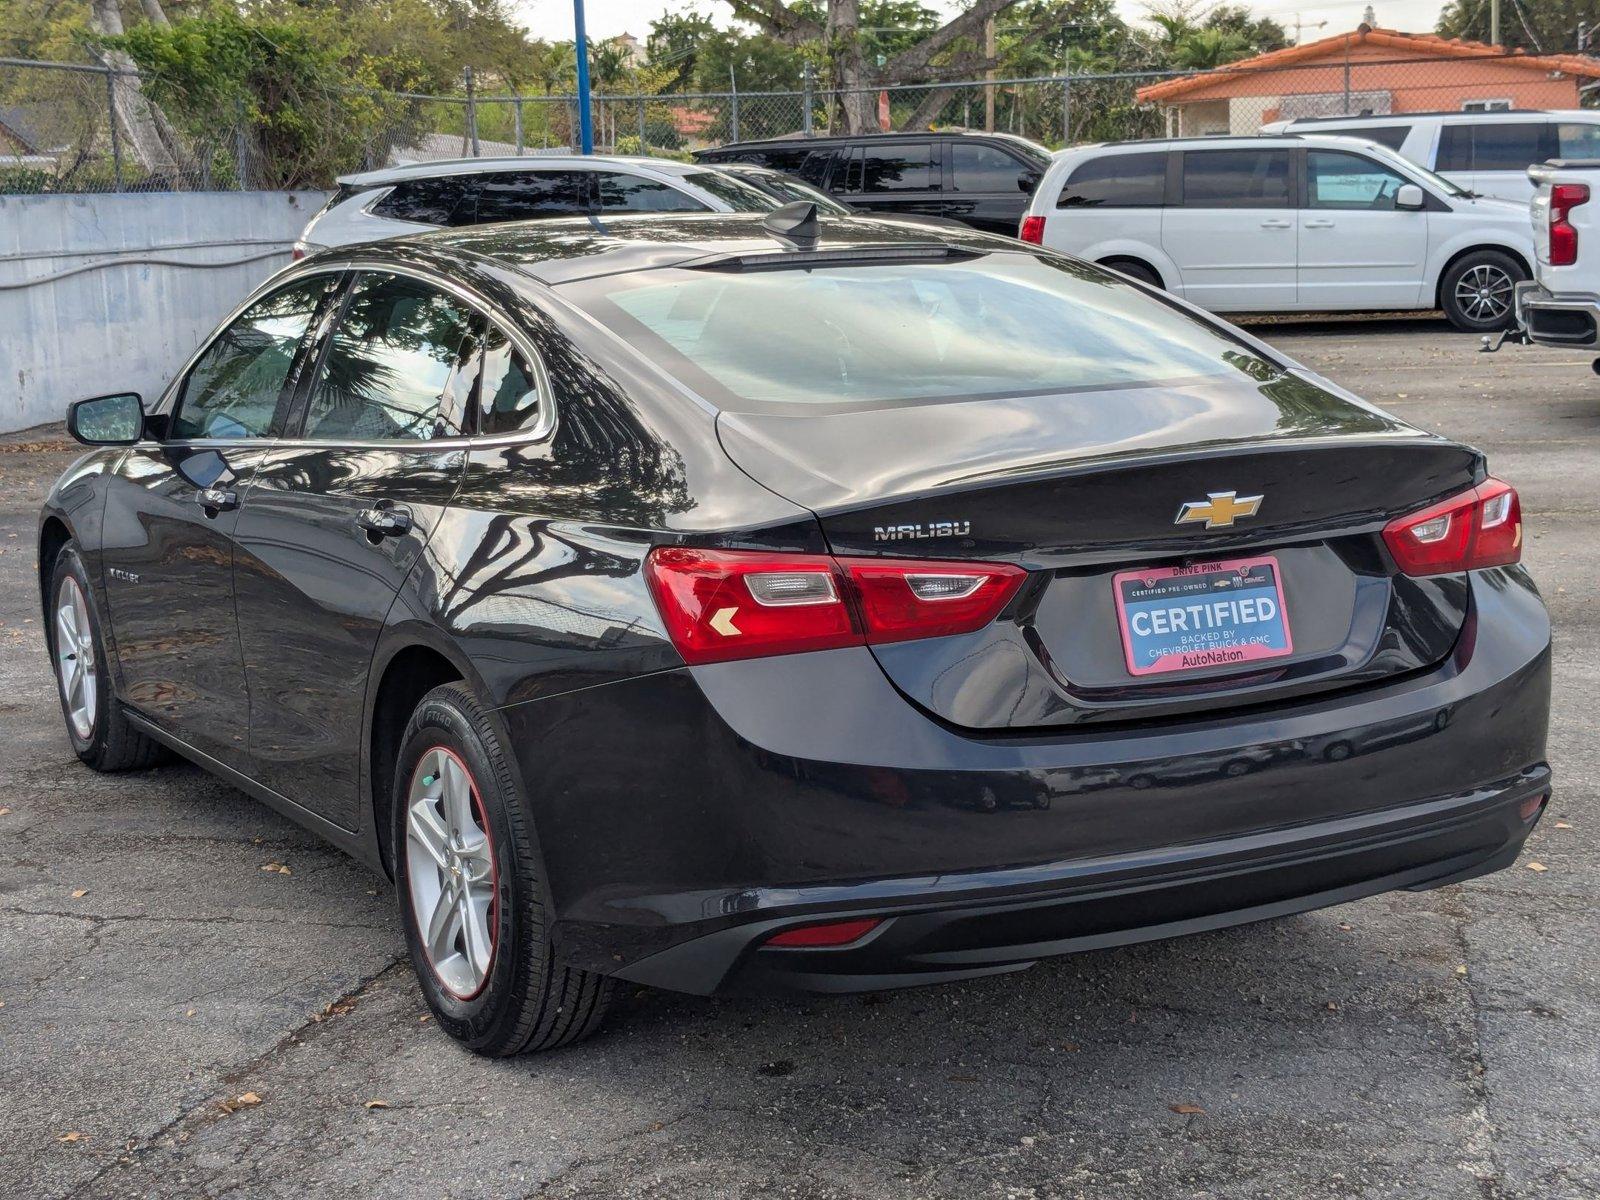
[765,917,882,948]
[1019,215,1046,244]
[1382,477,1522,576]
[644,547,1025,665]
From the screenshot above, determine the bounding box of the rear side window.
[474,171,590,222]
[1346,125,1410,151]
[738,147,812,173]
[1437,122,1558,172]
[797,150,836,187]
[951,142,1027,192]
[477,324,549,436]
[174,276,338,440]
[302,273,483,442]
[858,144,939,193]
[370,178,478,226]
[594,172,708,212]
[1057,152,1166,208]
[1181,149,1290,208]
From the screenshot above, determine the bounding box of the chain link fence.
[4,51,1595,194]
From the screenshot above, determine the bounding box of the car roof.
[337,155,710,187]
[339,212,1019,287]
[1282,109,1579,125]
[704,130,1048,152]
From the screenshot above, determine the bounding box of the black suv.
[695,131,1051,235]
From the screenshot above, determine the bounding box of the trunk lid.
[717,370,1480,729]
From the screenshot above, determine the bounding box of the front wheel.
[48,542,169,771]
[1441,250,1525,332]
[393,682,613,1055]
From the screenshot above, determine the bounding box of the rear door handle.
[196,487,237,514]
[1304,219,1336,229]
[1259,219,1292,229]
[356,503,413,539]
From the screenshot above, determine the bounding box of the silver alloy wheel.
[54,576,97,740]
[405,747,498,998]
[1454,264,1514,323]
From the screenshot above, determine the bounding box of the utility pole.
[983,16,996,132]
[573,0,594,154]
[1490,0,1500,47]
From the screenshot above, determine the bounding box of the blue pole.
[573,0,594,154]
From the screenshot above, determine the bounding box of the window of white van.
[1306,151,1410,210]
[1180,149,1290,208]
[1437,122,1558,172]
[1558,122,1600,157]
[1056,151,1166,207]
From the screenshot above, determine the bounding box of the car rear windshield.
[563,252,1279,412]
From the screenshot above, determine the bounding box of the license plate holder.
[1113,556,1293,677]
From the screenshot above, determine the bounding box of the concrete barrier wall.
[0,191,330,433]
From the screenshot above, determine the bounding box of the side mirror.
[1019,171,1043,194]
[66,393,144,446]
[1396,183,1425,211]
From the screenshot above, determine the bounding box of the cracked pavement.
[1,317,1596,1199]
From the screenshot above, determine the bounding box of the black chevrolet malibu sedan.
[40,211,1552,1055]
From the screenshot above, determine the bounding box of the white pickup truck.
[1510,160,1600,353]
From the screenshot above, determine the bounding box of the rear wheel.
[1101,258,1163,289]
[1440,250,1524,332]
[394,682,613,1055]
[48,543,168,771]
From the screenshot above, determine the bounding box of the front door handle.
[356,503,413,539]
[1304,219,1336,229]
[1260,219,1292,229]
[196,486,238,514]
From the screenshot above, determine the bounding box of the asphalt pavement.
[1,317,1595,1199]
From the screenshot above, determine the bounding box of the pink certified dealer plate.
[1113,555,1294,677]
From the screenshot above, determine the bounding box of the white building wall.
[0,191,328,433]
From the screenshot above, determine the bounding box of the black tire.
[1102,258,1163,289]
[47,542,169,772]
[393,682,613,1055]
[1440,249,1525,332]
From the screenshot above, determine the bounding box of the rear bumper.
[1515,281,1600,348]
[500,567,1551,995]
[620,769,1547,994]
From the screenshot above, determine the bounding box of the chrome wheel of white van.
[1453,263,1514,323]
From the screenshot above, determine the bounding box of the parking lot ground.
[1,317,1597,1200]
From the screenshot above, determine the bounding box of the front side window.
[370,178,478,226]
[572,253,1283,411]
[302,273,482,442]
[173,276,337,440]
[1306,150,1410,210]
[1559,122,1600,158]
[474,171,590,222]
[951,142,1027,192]
[859,144,938,193]
[1058,152,1166,208]
[1181,149,1290,208]
[594,173,708,212]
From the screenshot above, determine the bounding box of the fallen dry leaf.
[70,889,88,899]
[260,863,291,876]
[1456,966,1469,976]
[1169,1104,1206,1115]
[0,806,12,816]
[363,1099,390,1110]
[1526,862,1549,873]
[1554,821,1572,829]
[218,1091,263,1114]
[57,1131,88,1143]
[185,1008,197,1018]
[418,1013,432,1024]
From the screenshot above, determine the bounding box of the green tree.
[1437,0,1598,52]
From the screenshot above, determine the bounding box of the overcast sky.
[512,0,1450,48]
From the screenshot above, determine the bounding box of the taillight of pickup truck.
[1548,183,1589,267]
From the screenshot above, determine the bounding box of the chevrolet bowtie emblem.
[1175,491,1263,529]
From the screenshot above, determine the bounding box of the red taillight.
[1381,478,1522,576]
[1019,215,1046,244]
[1549,183,1588,267]
[765,917,882,948]
[644,547,1026,665]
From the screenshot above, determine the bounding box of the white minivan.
[1020,133,1537,330]
[1259,110,1600,204]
